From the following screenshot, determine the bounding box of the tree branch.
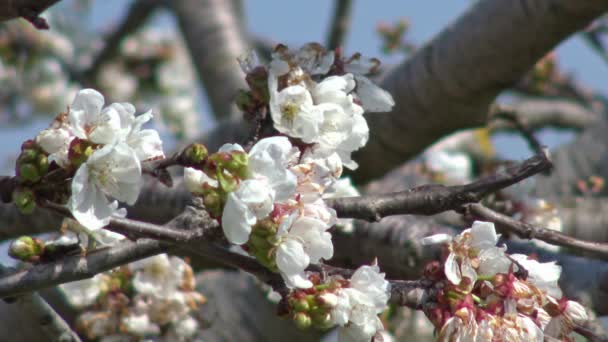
[327,151,552,221]
[170,0,249,119]
[353,0,608,183]
[467,203,608,261]
[326,0,354,50]
[82,0,163,83]
[0,0,61,29]
[10,292,81,342]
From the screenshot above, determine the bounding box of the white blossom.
[59,274,107,308]
[331,265,390,341]
[425,150,473,184]
[69,89,122,145]
[69,143,142,230]
[222,179,275,244]
[130,254,187,299]
[221,137,299,245]
[510,254,562,298]
[122,313,160,337]
[275,215,333,288]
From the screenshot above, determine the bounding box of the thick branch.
[0,0,61,29]
[327,152,552,221]
[11,292,81,342]
[326,0,354,50]
[353,0,608,183]
[171,0,248,119]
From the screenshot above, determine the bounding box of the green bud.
[293,312,312,330]
[253,219,277,237]
[248,234,271,251]
[36,154,49,175]
[224,151,249,179]
[235,89,255,113]
[203,191,223,217]
[68,139,95,168]
[19,163,41,183]
[182,143,208,166]
[18,149,38,163]
[8,236,44,262]
[310,311,333,329]
[216,170,238,193]
[12,188,36,214]
[291,298,310,312]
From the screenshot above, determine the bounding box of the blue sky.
[0,0,605,172]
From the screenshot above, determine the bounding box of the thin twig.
[327,0,354,50]
[467,203,608,261]
[42,201,210,243]
[326,151,552,221]
[82,0,163,82]
[491,104,546,158]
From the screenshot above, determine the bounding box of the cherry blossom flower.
[221,137,299,244]
[275,215,334,288]
[330,265,390,341]
[69,143,142,230]
[59,274,108,308]
[130,254,188,299]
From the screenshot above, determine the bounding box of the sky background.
[0,0,605,172]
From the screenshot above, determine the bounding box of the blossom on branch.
[421,221,588,341]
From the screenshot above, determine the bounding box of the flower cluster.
[26,89,164,231]
[421,221,588,341]
[182,43,394,341]
[282,264,390,342]
[60,254,205,341]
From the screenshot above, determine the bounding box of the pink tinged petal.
[565,301,588,324]
[470,221,499,251]
[444,252,462,285]
[184,167,218,193]
[222,192,255,245]
[420,233,453,245]
[353,75,395,113]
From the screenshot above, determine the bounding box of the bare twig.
[467,203,608,261]
[326,0,354,50]
[327,152,552,221]
[0,0,61,29]
[491,104,546,158]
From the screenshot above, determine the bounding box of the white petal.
[221,192,255,244]
[353,75,394,112]
[444,252,462,285]
[470,221,499,251]
[420,233,453,245]
[69,164,114,230]
[218,143,245,153]
[184,167,218,193]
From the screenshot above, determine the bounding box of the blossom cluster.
[0,17,77,118]
[282,264,390,342]
[60,254,205,341]
[421,221,588,341]
[25,89,164,231]
[183,43,395,340]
